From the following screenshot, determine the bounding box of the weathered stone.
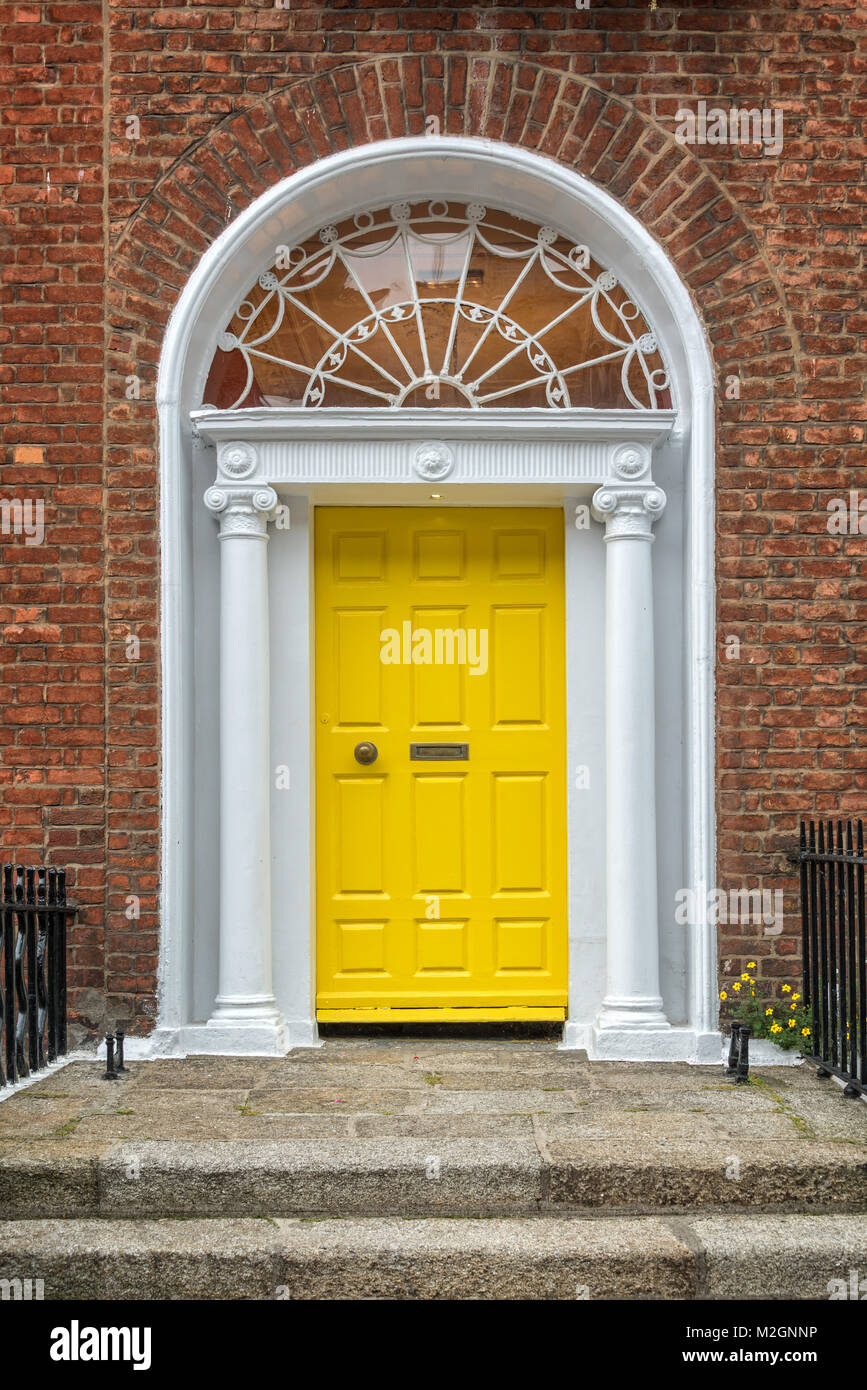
[125,1059,267,1091]
[0,1215,695,1300]
[0,1141,106,1218]
[0,1218,284,1300]
[1,1046,863,1241]
[0,1094,92,1140]
[546,1140,867,1212]
[425,1087,583,1114]
[420,1069,594,1092]
[73,1093,349,1142]
[247,1063,423,1090]
[780,1091,867,1142]
[273,1215,695,1301]
[245,1087,425,1115]
[95,1138,545,1217]
[353,1113,536,1139]
[538,1110,733,1142]
[694,1214,867,1300]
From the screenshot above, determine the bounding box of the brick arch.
[107,55,797,387]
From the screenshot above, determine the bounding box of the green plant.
[719,963,812,1053]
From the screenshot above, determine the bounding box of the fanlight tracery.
[204,201,671,412]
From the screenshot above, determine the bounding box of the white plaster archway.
[152,136,719,1062]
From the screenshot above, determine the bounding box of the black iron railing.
[799,819,867,1097]
[0,864,75,1086]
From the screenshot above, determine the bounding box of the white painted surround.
[152,137,721,1063]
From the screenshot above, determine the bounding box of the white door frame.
[152,137,719,1062]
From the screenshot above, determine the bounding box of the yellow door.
[315,507,568,1022]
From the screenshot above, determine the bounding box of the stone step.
[2,1137,866,1220]
[1,1214,865,1300]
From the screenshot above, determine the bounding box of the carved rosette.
[610,442,650,481]
[217,441,258,480]
[591,481,667,541]
[413,441,454,481]
[204,484,279,539]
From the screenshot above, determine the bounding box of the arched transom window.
[204,200,671,412]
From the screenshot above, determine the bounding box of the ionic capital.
[204,484,279,540]
[591,481,667,541]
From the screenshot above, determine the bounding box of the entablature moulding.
[190,406,677,495]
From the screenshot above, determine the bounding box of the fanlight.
[203,200,671,411]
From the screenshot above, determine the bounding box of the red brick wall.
[0,2,107,1035]
[4,1,866,1034]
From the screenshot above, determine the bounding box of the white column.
[592,467,670,1047]
[202,481,287,1054]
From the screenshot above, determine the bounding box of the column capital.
[204,484,279,539]
[591,481,667,541]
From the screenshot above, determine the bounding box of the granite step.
[1,1136,866,1219]
[1,1213,865,1300]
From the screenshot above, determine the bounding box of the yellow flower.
[765,1007,773,1016]
[719,990,727,1001]
[788,1019,796,1028]
[781,985,791,994]
[792,993,800,1002]
[747,961,756,969]
[732,982,741,992]
[790,1002,796,1010]
[801,1027,811,1037]
[771,1023,782,1034]
[741,973,750,982]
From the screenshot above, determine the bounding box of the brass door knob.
[354,741,378,765]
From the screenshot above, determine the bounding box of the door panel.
[413,775,466,892]
[315,506,568,1021]
[411,608,467,726]
[493,774,546,894]
[335,776,385,894]
[335,611,385,726]
[492,608,545,724]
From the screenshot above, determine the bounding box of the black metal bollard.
[725,1022,742,1076]
[735,1026,751,1084]
[115,1028,127,1073]
[103,1032,119,1080]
